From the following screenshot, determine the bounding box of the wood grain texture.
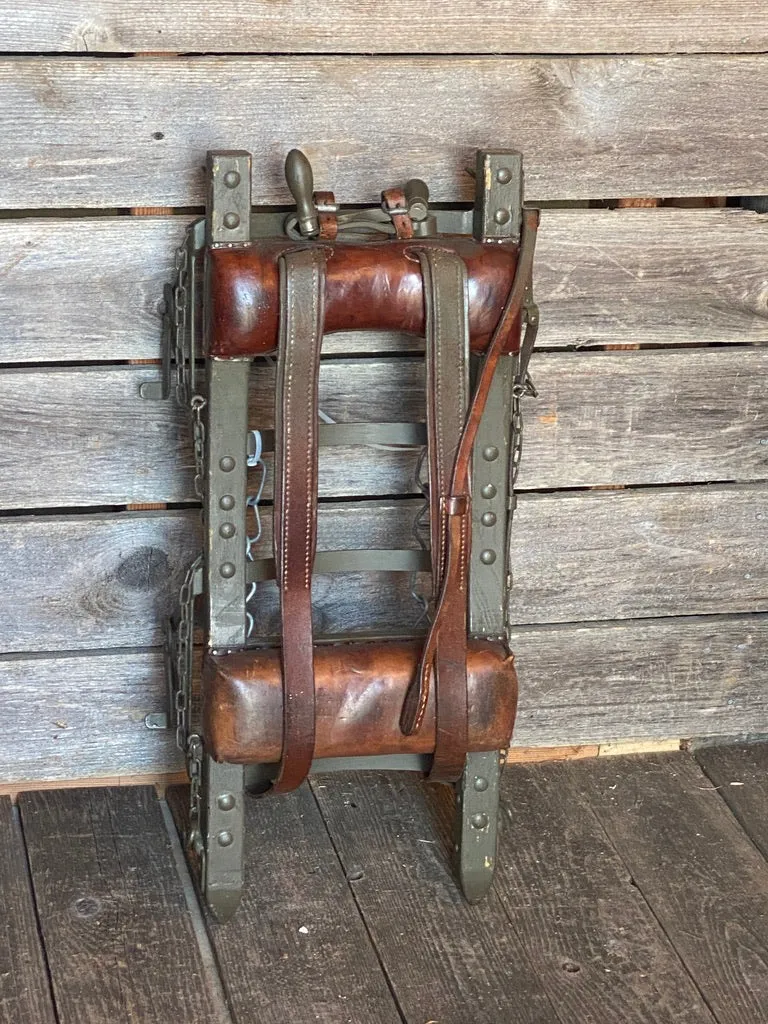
[312,771,561,1024]
[0,510,200,652]
[2,0,766,54]
[2,484,766,652]
[491,763,717,1024]
[696,742,768,860]
[576,753,768,1024]
[3,57,768,207]
[167,783,402,1024]
[0,798,57,1024]
[3,615,767,783]
[4,210,767,363]
[510,615,768,747]
[0,649,183,784]
[510,483,768,624]
[4,346,767,508]
[18,786,225,1024]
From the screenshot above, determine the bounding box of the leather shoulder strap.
[270,246,327,793]
[401,209,540,781]
[412,246,471,782]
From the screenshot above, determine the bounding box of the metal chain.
[167,224,207,858]
[172,240,190,406]
[190,395,207,498]
[504,294,539,639]
[172,552,205,856]
[174,553,202,752]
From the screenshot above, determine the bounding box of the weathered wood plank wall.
[0,1,766,783]
[2,57,768,205]
[2,1,766,54]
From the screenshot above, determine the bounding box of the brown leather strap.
[401,209,541,778]
[382,187,414,239]
[270,247,327,793]
[314,190,338,240]
[413,246,470,782]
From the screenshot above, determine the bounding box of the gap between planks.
[0,739,686,798]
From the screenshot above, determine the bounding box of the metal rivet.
[480,549,497,565]
[480,483,497,499]
[474,776,489,792]
[223,170,241,189]
[220,494,235,510]
[219,455,235,472]
[471,813,489,830]
[220,562,236,579]
[493,208,511,225]
[217,830,234,847]
[219,522,236,539]
[481,511,497,527]
[496,167,512,184]
[223,212,240,229]
[217,792,236,811]
[482,445,499,462]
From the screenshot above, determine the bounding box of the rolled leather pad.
[206,236,521,358]
[203,638,517,763]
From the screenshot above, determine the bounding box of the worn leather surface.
[416,247,470,782]
[401,209,541,761]
[206,236,521,358]
[270,247,326,793]
[203,639,517,764]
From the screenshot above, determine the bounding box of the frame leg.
[455,749,504,903]
[201,758,245,921]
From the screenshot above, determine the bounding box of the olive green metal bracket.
[199,150,253,922]
[454,149,523,903]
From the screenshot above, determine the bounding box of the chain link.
[191,395,207,498]
[167,227,210,856]
[173,240,190,406]
[504,296,539,642]
[174,553,202,752]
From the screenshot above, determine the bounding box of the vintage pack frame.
[143,148,539,919]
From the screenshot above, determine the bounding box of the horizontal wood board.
[3,57,768,206]
[3,209,767,364]
[2,1,767,54]
[2,614,766,783]
[2,486,766,653]
[3,347,766,509]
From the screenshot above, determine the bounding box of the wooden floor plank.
[571,753,768,1024]
[493,763,717,1024]
[696,742,768,861]
[168,782,403,1024]
[18,786,226,1024]
[0,797,57,1024]
[312,771,564,1024]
